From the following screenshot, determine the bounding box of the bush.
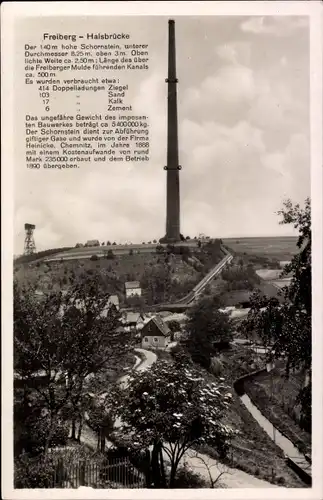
[210,357,224,377]
[15,399,70,456]
[167,320,181,333]
[90,254,99,261]
[172,465,207,488]
[105,250,115,260]
[15,454,58,488]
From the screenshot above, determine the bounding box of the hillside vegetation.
[14,241,224,307]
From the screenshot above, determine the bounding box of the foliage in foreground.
[14,273,132,455]
[184,295,234,369]
[240,198,311,432]
[105,360,236,488]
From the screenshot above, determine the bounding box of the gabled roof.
[107,295,119,307]
[123,311,144,323]
[125,281,140,289]
[143,315,171,337]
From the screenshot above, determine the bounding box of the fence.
[50,457,146,488]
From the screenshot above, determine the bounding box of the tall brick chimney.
[160,20,181,243]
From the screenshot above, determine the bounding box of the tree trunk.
[44,413,57,455]
[159,447,166,488]
[142,449,152,488]
[169,461,178,488]
[151,441,162,487]
[169,450,183,488]
[77,415,83,442]
[71,418,76,440]
[100,429,105,453]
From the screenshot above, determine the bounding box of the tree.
[87,401,114,452]
[156,244,164,254]
[14,273,131,453]
[106,360,235,488]
[239,198,311,431]
[167,320,181,333]
[185,296,233,368]
[142,263,172,305]
[126,295,146,311]
[105,249,115,259]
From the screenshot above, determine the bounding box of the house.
[85,239,100,247]
[59,292,120,319]
[101,295,120,317]
[141,315,171,350]
[107,294,120,311]
[125,281,141,298]
[122,311,145,331]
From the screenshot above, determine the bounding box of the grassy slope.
[223,236,298,261]
[243,368,311,454]
[210,347,305,487]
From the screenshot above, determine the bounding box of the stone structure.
[160,20,182,243]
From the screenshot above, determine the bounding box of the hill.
[14,241,225,307]
[223,236,298,261]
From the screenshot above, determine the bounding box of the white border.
[1,2,322,499]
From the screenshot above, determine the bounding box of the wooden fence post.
[79,460,86,486]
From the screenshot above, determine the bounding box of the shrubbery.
[221,264,260,291]
[172,465,207,488]
[184,296,233,369]
[14,247,73,265]
[15,454,58,488]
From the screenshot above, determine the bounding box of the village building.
[85,239,100,247]
[121,311,145,332]
[125,281,142,298]
[141,315,171,350]
[106,294,120,311]
[101,295,120,317]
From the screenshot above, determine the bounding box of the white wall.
[142,335,167,349]
[125,288,142,297]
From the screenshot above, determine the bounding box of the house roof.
[143,315,171,337]
[107,295,119,307]
[125,281,140,289]
[124,312,143,323]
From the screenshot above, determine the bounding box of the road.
[117,348,157,389]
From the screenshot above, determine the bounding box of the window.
[144,337,148,342]
[153,337,158,343]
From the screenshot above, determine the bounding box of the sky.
[14,15,310,253]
